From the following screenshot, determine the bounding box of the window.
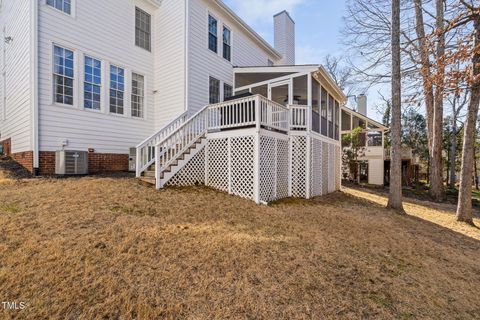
[209,77,220,104]
[53,46,74,105]
[135,7,151,51]
[223,26,231,61]
[131,73,145,118]
[110,65,125,115]
[208,15,218,53]
[47,0,71,14]
[268,59,274,66]
[224,83,233,101]
[84,56,101,110]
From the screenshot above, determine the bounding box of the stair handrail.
[135,111,188,177]
[155,105,210,188]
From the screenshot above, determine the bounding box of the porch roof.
[341,105,389,131]
[233,65,347,104]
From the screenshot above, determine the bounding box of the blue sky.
[223,0,385,121]
[223,0,347,64]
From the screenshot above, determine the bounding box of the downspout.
[30,0,39,175]
[184,0,189,114]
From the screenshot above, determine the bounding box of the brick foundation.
[38,151,129,175]
[0,138,11,156]
[88,153,129,174]
[39,151,56,175]
[11,151,34,173]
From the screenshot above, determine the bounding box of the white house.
[0,0,345,203]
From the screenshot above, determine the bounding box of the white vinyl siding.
[0,0,33,153]
[38,0,156,154]
[188,0,279,114]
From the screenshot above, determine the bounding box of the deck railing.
[155,106,209,188]
[136,111,188,177]
[289,105,310,131]
[207,95,289,132]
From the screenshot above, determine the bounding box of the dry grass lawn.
[0,170,480,319]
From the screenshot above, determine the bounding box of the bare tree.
[388,0,405,212]
[447,91,468,188]
[456,0,480,225]
[323,55,357,97]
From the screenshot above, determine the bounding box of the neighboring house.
[0,0,345,203]
[341,95,419,186]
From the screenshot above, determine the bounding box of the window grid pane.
[208,15,218,53]
[110,65,125,115]
[209,77,220,104]
[47,0,71,14]
[53,45,74,106]
[135,8,151,51]
[223,27,231,61]
[84,56,101,110]
[131,73,144,118]
[224,83,233,101]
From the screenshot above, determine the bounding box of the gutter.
[30,0,39,175]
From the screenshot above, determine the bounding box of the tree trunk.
[449,97,457,188]
[456,14,480,225]
[387,0,404,212]
[475,144,479,190]
[414,0,444,200]
[430,0,446,201]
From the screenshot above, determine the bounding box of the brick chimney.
[274,11,295,65]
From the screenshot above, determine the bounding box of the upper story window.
[224,83,233,101]
[53,45,74,105]
[135,7,151,51]
[208,15,218,53]
[209,77,220,104]
[131,73,145,118]
[110,65,125,115]
[223,26,231,61]
[84,56,101,110]
[47,0,71,15]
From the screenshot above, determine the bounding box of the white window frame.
[207,13,218,54]
[45,0,75,17]
[83,55,102,111]
[209,76,220,104]
[109,64,126,116]
[52,44,75,107]
[223,83,233,101]
[131,72,145,119]
[222,25,232,62]
[135,7,152,52]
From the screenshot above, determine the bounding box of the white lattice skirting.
[166,130,341,203]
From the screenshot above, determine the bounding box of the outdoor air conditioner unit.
[55,150,88,175]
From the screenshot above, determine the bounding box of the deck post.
[305,105,312,199]
[155,144,161,189]
[135,147,141,178]
[254,96,261,204]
